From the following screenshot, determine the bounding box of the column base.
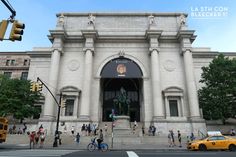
[78,115,91,122]
[152,116,166,122]
[189,116,205,123]
[39,115,55,122]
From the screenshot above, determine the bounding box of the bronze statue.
[113,87,130,115]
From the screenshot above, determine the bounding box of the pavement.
[2,134,187,151]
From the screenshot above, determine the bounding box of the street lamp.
[53,92,66,147]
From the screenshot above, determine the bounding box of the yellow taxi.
[187,135,236,151]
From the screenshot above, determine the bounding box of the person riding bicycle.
[97,129,104,149]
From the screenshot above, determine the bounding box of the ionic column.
[150,49,164,120]
[79,30,97,121]
[79,48,93,121]
[183,49,201,118]
[146,30,164,121]
[43,48,62,120]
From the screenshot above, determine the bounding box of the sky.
[0,0,235,52]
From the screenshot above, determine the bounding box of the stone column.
[79,30,97,121]
[178,30,201,119]
[146,30,164,121]
[43,47,62,120]
[183,49,200,118]
[150,49,164,120]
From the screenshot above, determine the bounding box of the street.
[0,148,236,157]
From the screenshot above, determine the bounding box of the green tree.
[198,54,236,123]
[0,75,41,120]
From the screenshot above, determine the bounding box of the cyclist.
[97,129,103,149]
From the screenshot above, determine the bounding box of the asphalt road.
[0,149,236,157]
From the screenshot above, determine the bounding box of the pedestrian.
[71,126,75,135]
[39,124,44,134]
[35,131,40,147]
[168,130,173,147]
[148,125,152,136]
[23,123,27,134]
[97,129,104,150]
[170,130,175,146]
[190,132,195,141]
[63,125,67,134]
[177,130,182,147]
[230,129,236,136]
[104,124,108,136]
[142,125,145,136]
[29,131,36,149]
[152,126,156,136]
[88,124,91,136]
[81,124,86,136]
[76,132,80,144]
[39,132,45,148]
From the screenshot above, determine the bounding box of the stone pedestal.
[113,116,132,136]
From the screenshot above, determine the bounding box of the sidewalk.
[4,134,187,151]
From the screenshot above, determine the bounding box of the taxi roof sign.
[207,131,222,136]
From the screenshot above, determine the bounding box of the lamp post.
[36,77,64,148]
[53,92,62,147]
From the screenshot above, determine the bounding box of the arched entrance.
[100,57,143,122]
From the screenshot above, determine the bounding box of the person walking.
[177,130,182,147]
[76,132,80,144]
[39,132,45,148]
[104,124,108,137]
[29,131,36,149]
[71,126,75,136]
[168,130,173,147]
[97,129,104,150]
[170,130,176,146]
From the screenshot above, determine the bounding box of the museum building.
[26,12,235,135]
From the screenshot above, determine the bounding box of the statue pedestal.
[113,115,132,136]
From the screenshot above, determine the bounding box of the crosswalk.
[0,149,79,157]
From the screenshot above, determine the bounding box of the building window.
[21,72,28,80]
[23,59,28,66]
[169,100,179,117]
[6,60,10,66]
[65,99,74,116]
[10,60,15,66]
[3,72,12,78]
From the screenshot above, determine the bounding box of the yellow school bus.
[0,117,8,143]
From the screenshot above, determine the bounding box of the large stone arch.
[96,54,148,78]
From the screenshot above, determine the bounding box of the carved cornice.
[145,30,162,39]
[48,29,67,43]
[177,30,196,43]
[81,29,98,39]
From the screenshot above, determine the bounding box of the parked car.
[187,135,236,151]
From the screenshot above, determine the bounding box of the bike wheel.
[101,143,109,152]
[87,143,96,152]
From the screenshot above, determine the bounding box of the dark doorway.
[102,78,141,122]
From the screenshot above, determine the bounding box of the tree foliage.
[0,75,41,120]
[198,54,236,122]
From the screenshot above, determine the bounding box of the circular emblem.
[68,60,80,71]
[163,60,176,72]
[117,64,126,74]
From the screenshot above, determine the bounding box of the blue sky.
[0,0,235,52]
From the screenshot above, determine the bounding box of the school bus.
[0,117,8,143]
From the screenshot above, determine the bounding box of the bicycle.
[87,137,109,152]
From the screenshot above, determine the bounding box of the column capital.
[51,48,63,53]
[181,47,192,55]
[83,48,94,56]
[149,48,160,55]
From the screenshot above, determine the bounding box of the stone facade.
[0,52,30,79]
[25,13,235,135]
